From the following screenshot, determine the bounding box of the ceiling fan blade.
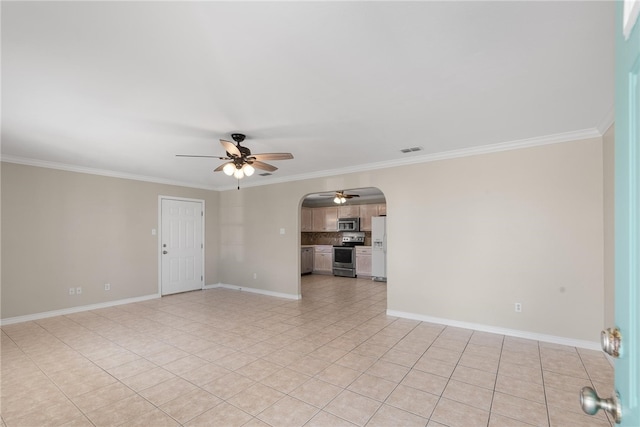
[250,153,294,161]
[176,154,227,159]
[251,160,278,172]
[214,162,232,172]
[220,140,241,157]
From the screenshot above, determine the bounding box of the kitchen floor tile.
[159,389,222,424]
[226,383,285,415]
[185,401,252,427]
[289,377,343,408]
[442,379,494,411]
[431,397,490,427]
[347,373,397,402]
[1,275,614,427]
[257,395,319,427]
[324,389,381,426]
[366,404,429,427]
[385,384,439,419]
[305,410,359,427]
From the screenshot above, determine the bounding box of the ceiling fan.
[176,133,293,187]
[319,190,360,204]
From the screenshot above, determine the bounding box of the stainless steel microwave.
[337,217,360,231]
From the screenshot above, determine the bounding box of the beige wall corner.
[1,163,219,319]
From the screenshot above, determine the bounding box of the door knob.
[163,250,168,254]
[601,327,621,357]
[580,387,621,423]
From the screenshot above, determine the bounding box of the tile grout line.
[486,331,505,427]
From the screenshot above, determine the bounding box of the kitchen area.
[301,187,387,281]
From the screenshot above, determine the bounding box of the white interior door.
[161,198,204,295]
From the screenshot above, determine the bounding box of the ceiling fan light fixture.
[176,133,293,188]
[222,163,235,176]
[243,164,255,177]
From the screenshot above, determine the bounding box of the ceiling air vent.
[259,172,273,177]
[400,147,423,154]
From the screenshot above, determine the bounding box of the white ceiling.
[1,2,614,191]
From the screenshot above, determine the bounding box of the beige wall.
[1,163,219,319]
[603,125,615,328]
[2,136,608,343]
[219,137,606,342]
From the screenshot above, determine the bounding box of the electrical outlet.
[76,287,82,295]
[515,302,522,312]
[104,283,111,291]
[253,273,257,280]
[69,287,75,295]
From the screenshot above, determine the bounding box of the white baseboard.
[1,284,300,326]
[1,294,161,326]
[209,283,301,300]
[387,309,601,351]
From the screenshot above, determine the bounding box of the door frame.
[615,0,640,424]
[158,196,206,296]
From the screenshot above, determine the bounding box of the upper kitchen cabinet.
[360,204,386,231]
[301,207,313,232]
[312,206,338,231]
[338,205,360,218]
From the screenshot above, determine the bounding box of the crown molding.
[3,127,603,192]
[223,127,604,191]
[0,155,218,191]
[596,104,615,135]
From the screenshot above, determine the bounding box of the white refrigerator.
[371,216,387,281]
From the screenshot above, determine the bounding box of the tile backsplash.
[301,232,372,246]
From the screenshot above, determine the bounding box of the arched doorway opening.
[298,187,387,298]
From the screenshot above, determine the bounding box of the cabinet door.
[324,207,338,231]
[338,205,360,218]
[359,204,378,231]
[301,208,313,232]
[312,208,326,231]
[301,248,314,274]
[377,203,387,216]
[313,252,333,273]
[356,254,372,276]
[356,247,372,276]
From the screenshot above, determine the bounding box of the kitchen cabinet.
[301,207,313,232]
[312,207,338,231]
[313,245,333,274]
[301,247,314,274]
[356,246,372,277]
[338,205,360,219]
[360,204,386,231]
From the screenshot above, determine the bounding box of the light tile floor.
[1,275,614,427]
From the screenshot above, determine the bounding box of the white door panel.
[161,198,203,295]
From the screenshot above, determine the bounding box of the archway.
[298,187,387,298]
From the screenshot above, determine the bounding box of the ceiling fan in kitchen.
[176,133,293,188]
[319,190,360,204]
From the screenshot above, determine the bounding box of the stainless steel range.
[333,232,365,278]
